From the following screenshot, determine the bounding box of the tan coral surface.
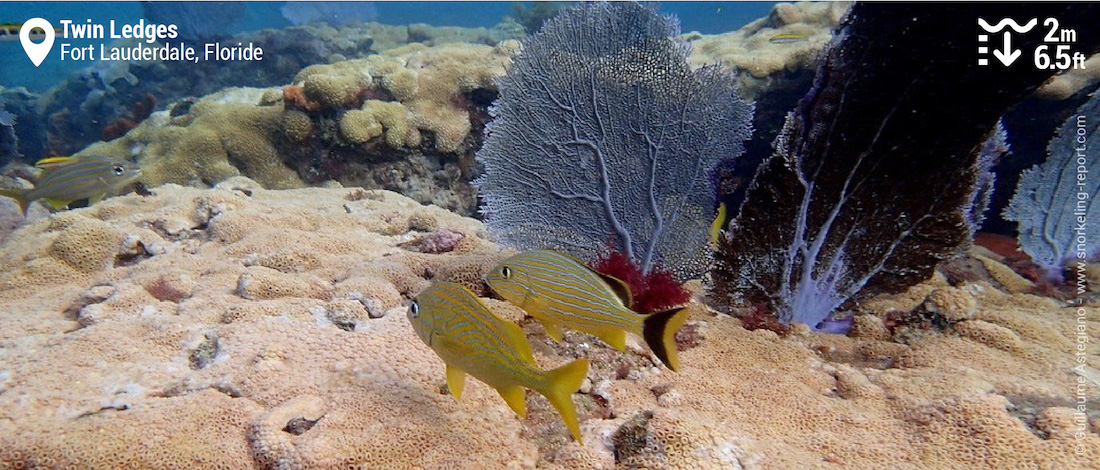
[0,182,1095,469]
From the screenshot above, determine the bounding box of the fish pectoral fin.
[539,319,564,342]
[88,193,106,206]
[494,315,536,364]
[497,385,527,418]
[523,291,551,313]
[592,327,627,351]
[43,197,70,210]
[445,365,466,401]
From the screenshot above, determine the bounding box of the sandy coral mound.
[297,41,516,153]
[80,87,306,190]
[0,181,1095,469]
[686,1,849,99]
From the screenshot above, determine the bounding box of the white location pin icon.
[20,18,55,67]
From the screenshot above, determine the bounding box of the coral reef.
[82,88,304,190]
[101,93,155,142]
[476,2,753,281]
[77,40,517,216]
[0,180,1094,468]
[30,19,522,158]
[686,1,848,100]
[709,3,1100,330]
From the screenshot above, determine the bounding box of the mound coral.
[0,176,1094,468]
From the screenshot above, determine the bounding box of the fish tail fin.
[0,187,28,215]
[538,357,589,441]
[642,307,691,372]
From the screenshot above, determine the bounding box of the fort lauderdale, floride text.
[58,42,263,63]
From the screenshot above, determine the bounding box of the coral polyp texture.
[475,2,753,281]
[709,3,1100,330]
[1004,92,1100,281]
[0,178,1095,468]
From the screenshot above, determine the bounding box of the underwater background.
[0,1,1098,468]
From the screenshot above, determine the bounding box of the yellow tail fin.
[538,358,589,441]
[641,307,690,371]
[0,187,28,215]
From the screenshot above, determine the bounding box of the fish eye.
[113,165,125,176]
[409,301,419,319]
[501,266,511,279]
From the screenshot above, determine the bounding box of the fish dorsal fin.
[557,252,635,309]
[496,385,527,418]
[446,365,466,401]
[593,271,633,309]
[34,156,79,168]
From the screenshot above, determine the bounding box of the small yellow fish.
[0,155,142,214]
[408,281,589,441]
[709,201,727,248]
[0,23,62,41]
[485,250,690,371]
[769,33,809,44]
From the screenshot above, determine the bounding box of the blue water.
[0,1,773,93]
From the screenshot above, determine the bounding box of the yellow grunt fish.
[408,281,589,441]
[709,201,727,248]
[0,23,62,41]
[768,33,809,44]
[485,250,690,371]
[0,155,141,214]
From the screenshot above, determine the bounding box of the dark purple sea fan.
[708,3,1100,330]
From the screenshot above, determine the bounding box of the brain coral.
[294,41,516,153]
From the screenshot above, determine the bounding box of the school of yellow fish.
[408,250,691,442]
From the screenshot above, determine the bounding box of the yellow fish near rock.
[408,281,589,441]
[0,155,142,214]
[485,250,690,371]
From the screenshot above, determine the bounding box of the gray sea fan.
[474,2,753,280]
[1004,93,1100,280]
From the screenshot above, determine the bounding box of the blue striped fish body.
[408,281,589,441]
[0,155,142,214]
[485,250,690,371]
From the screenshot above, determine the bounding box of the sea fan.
[475,2,753,282]
[1004,92,1100,281]
[708,3,1100,330]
